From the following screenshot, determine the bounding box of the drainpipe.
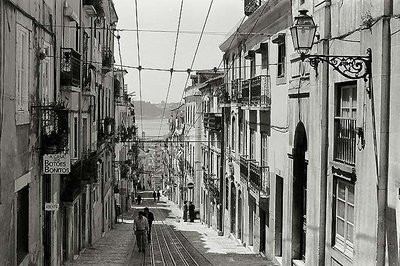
[319,1,331,264]
[218,107,225,236]
[376,0,392,264]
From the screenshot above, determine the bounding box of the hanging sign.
[43,154,71,174]
[45,203,59,211]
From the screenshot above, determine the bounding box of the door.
[275,175,283,256]
[260,209,266,253]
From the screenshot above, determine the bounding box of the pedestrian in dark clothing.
[157,190,161,201]
[143,207,154,242]
[183,201,188,222]
[153,191,157,201]
[137,194,142,205]
[189,201,195,222]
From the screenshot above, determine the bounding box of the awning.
[244,50,255,60]
[254,42,268,53]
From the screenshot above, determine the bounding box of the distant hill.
[132,101,182,119]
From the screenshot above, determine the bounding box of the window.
[42,46,51,104]
[250,57,256,78]
[225,178,229,210]
[232,117,236,151]
[239,122,244,154]
[250,129,255,160]
[277,42,286,77]
[261,133,267,166]
[16,25,29,112]
[333,178,355,257]
[74,117,78,158]
[335,84,357,165]
[261,44,269,71]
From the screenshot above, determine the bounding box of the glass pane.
[348,184,354,204]
[337,200,345,218]
[341,109,350,117]
[352,87,357,106]
[342,88,350,107]
[338,181,346,200]
[347,223,354,243]
[347,205,354,224]
[337,219,345,237]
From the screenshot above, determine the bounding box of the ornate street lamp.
[290,10,371,81]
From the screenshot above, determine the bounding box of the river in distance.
[136,117,170,140]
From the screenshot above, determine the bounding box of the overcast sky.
[113,0,244,104]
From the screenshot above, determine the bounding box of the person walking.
[136,194,142,205]
[183,201,188,222]
[143,207,154,243]
[189,201,195,222]
[133,211,149,252]
[153,191,157,201]
[157,190,161,201]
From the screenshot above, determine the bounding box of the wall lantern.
[290,10,371,81]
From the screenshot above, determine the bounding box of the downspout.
[218,106,224,236]
[319,0,331,264]
[376,0,392,264]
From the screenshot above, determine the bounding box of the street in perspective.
[0,0,399,266]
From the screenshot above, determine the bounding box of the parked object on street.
[143,207,154,243]
[183,201,188,222]
[189,201,195,222]
[133,211,148,252]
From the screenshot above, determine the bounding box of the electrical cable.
[157,0,184,139]
[134,0,144,135]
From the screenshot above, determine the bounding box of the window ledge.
[277,76,286,85]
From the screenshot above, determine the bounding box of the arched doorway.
[230,182,236,234]
[292,122,307,261]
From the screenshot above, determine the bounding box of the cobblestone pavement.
[67,191,277,266]
[65,209,136,266]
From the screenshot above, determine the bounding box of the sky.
[113,0,244,104]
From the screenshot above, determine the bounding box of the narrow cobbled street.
[66,191,275,266]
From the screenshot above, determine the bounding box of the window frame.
[16,24,30,113]
[333,177,355,258]
[250,129,255,160]
[277,42,286,78]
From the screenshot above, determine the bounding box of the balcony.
[102,48,113,71]
[203,112,222,131]
[61,48,81,87]
[241,75,271,108]
[240,155,249,180]
[231,79,241,103]
[98,117,115,142]
[334,117,356,165]
[218,84,230,105]
[249,160,261,188]
[41,104,69,154]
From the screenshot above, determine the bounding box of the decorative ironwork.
[302,49,371,81]
[41,102,69,154]
[61,48,81,87]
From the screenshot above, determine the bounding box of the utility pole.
[218,108,224,236]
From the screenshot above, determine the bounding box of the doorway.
[292,121,307,261]
[275,175,283,256]
[238,190,242,240]
[230,182,236,234]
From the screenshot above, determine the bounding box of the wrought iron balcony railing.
[260,166,270,196]
[61,48,81,87]
[249,160,261,188]
[231,79,242,103]
[334,117,356,165]
[241,75,271,107]
[240,155,249,180]
[203,112,222,131]
[102,48,113,70]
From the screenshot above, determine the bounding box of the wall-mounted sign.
[43,154,71,174]
[187,182,194,189]
[45,203,59,211]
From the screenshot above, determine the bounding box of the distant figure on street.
[131,192,135,204]
[183,201,188,222]
[137,194,142,205]
[133,211,148,252]
[157,190,161,201]
[153,191,157,201]
[143,207,154,243]
[189,201,195,222]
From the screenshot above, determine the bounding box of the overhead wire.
[177,0,215,110]
[157,0,184,138]
[133,0,144,135]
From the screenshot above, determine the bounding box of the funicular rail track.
[135,203,213,266]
